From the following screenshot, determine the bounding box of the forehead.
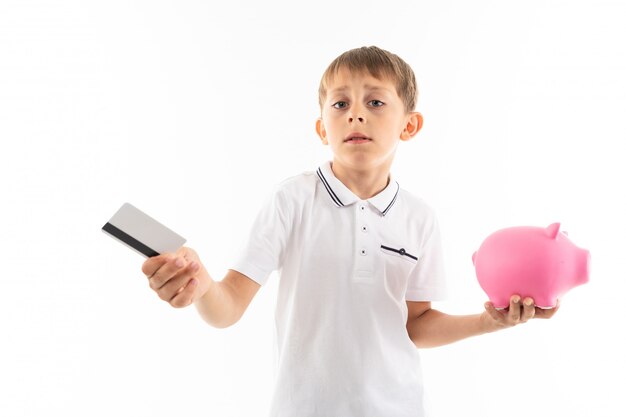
[325,67,397,94]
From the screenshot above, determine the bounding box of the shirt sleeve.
[230,187,292,286]
[405,215,447,302]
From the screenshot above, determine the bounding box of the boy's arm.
[194,269,260,328]
[142,247,260,328]
[406,296,560,348]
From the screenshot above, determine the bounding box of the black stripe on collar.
[317,167,344,207]
[381,182,400,216]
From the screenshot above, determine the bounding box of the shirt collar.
[316,161,400,216]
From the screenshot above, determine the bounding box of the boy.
[142,46,558,416]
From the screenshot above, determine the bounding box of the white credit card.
[102,203,186,257]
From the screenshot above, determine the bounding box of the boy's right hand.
[141,247,212,308]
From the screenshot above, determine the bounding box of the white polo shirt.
[233,161,447,417]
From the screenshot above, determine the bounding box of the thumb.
[484,301,501,321]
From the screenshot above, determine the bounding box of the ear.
[400,112,423,141]
[316,118,329,145]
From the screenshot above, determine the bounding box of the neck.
[330,161,390,200]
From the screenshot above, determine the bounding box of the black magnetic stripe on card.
[102,222,160,257]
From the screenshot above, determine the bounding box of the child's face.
[316,67,422,174]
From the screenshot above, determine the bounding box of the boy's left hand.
[481,295,560,332]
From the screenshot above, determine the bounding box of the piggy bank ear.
[546,222,561,239]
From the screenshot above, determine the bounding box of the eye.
[368,99,385,107]
[332,101,348,109]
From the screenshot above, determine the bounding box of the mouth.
[344,133,372,143]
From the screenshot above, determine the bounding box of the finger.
[535,299,560,319]
[521,297,536,322]
[170,278,198,308]
[154,261,199,301]
[141,254,172,278]
[484,301,503,322]
[149,257,187,289]
[176,246,198,264]
[508,295,522,322]
[155,274,189,301]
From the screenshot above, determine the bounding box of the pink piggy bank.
[472,223,590,309]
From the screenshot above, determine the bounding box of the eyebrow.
[328,84,394,95]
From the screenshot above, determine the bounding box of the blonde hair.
[318,46,418,113]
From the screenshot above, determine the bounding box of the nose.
[348,104,365,124]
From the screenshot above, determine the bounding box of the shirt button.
[360,249,367,256]
[361,225,368,233]
[359,205,366,211]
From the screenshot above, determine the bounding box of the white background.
[1,1,624,416]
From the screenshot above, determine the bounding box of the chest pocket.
[380,245,419,262]
[379,245,419,295]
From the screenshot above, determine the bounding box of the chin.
[336,155,391,172]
